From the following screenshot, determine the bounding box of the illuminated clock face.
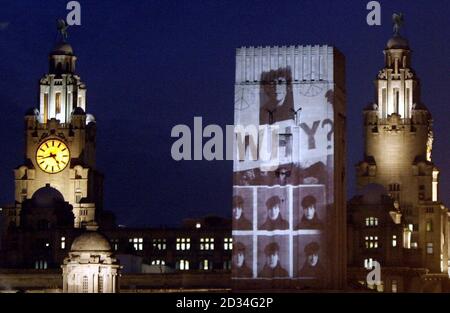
[36,139,70,174]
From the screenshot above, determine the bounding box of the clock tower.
[4,39,103,229]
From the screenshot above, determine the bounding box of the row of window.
[365,219,433,231]
[123,237,233,252]
[175,259,232,271]
[35,259,232,271]
[364,237,434,254]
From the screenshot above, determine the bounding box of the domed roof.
[51,42,74,55]
[386,35,409,49]
[31,184,65,208]
[25,107,40,116]
[361,183,388,205]
[71,231,112,252]
[72,107,86,116]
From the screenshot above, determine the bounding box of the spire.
[38,18,86,124]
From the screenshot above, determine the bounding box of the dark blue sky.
[0,0,448,226]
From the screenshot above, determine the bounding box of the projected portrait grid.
[232,186,326,280]
[233,48,335,286]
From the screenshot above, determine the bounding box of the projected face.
[268,205,280,220]
[268,251,279,268]
[235,252,245,267]
[304,205,316,220]
[307,253,319,267]
[233,207,243,220]
[275,77,287,104]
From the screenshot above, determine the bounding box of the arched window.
[82,276,89,293]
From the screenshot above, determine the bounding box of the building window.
[426,243,433,255]
[365,217,378,227]
[411,242,418,249]
[152,238,166,250]
[200,238,215,250]
[44,93,49,123]
[129,238,143,251]
[82,276,88,293]
[60,237,66,249]
[80,209,88,216]
[426,220,433,232]
[224,238,233,250]
[200,259,212,271]
[151,260,165,265]
[419,185,425,200]
[98,276,103,293]
[223,260,232,270]
[392,235,397,247]
[391,280,398,293]
[365,236,378,249]
[177,259,189,271]
[111,239,119,251]
[176,238,191,251]
[35,260,48,270]
[426,207,434,214]
[55,92,61,114]
[389,183,400,201]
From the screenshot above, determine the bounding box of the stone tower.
[3,39,103,229]
[355,21,447,274]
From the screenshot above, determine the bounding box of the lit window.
[224,238,233,250]
[426,243,433,254]
[196,223,201,229]
[392,280,398,293]
[35,260,48,270]
[151,260,165,265]
[365,236,378,249]
[365,217,378,227]
[176,238,191,251]
[177,259,190,271]
[411,242,418,249]
[111,239,119,251]
[152,238,166,250]
[55,92,61,114]
[200,238,215,250]
[426,220,433,232]
[200,259,212,271]
[392,235,397,247]
[61,237,66,249]
[129,238,143,251]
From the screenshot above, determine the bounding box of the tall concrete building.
[348,17,449,292]
[232,45,346,290]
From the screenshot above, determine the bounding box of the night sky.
[0,0,448,227]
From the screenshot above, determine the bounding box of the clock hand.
[51,155,60,164]
[39,154,56,160]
